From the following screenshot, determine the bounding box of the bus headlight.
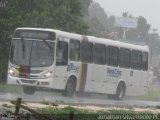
[40,70,53,79]
[8,68,17,77]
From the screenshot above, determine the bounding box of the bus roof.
[15,27,149,52]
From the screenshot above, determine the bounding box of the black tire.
[107,94,116,99]
[23,86,36,95]
[116,82,125,100]
[63,77,76,97]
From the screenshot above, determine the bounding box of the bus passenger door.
[54,41,68,90]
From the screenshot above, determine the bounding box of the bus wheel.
[63,78,76,97]
[107,94,116,99]
[116,82,125,100]
[23,86,36,95]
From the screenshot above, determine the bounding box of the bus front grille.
[21,79,37,84]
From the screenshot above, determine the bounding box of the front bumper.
[7,75,53,88]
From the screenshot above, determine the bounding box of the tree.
[0,0,89,83]
[80,0,93,16]
[88,2,108,28]
[125,16,150,43]
[84,2,109,37]
[87,17,105,36]
[137,16,150,41]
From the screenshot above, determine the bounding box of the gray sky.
[94,0,159,34]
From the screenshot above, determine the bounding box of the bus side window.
[106,46,119,66]
[119,48,131,68]
[80,41,93,63]
[94,43,106,65]
[56,41,68,66]
[70,40,80,61]
[131,50,142,70]
[142,52,148,71]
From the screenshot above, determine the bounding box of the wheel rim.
[117,85,124,99]
[119,86,123,99]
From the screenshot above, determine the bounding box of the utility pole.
[150,28,158,58]
[152,28,157,40]
[149,28,158,72]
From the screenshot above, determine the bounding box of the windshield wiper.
[43,40,53,51]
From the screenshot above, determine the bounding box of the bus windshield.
[10,39,55,67]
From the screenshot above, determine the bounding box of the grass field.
[135,89,160,101]
[38,106,159,120]
[0,84,22,93]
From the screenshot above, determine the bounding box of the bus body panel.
[67,61,81,91]
[53,66,68,90]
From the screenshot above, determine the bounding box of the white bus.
[7,27,150,99]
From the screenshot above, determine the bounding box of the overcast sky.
[94,0,159,34]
